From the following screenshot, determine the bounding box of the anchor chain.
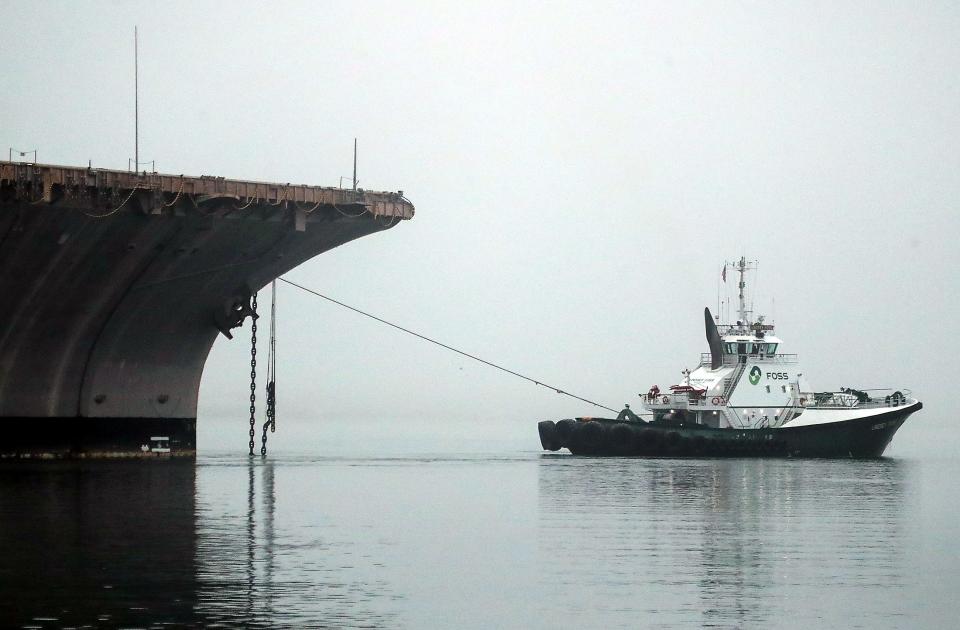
[260,280,277,457]
[261,382,275,456]
[248,292,258,456]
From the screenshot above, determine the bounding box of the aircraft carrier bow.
[0,160,414,457]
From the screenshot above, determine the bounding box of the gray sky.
[3,1,958,456]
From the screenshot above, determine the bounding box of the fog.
[3,2,957,457]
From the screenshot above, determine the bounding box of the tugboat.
[538,258,922,458]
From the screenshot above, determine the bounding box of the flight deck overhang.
[0,161,414,457]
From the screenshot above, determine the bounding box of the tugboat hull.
[538,402,921,459]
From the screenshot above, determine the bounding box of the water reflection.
[0,457,396,628]
[537,456,909,629]
[0,461,198,628]
[0,453,917,628]
[193,456,398,628]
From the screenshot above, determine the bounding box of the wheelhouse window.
[766,343,778,355]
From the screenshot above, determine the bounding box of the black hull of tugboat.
[538,403,921,459]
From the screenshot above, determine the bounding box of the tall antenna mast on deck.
[734,256,756,325]
[134,26,139,170]
[352,138,357,191]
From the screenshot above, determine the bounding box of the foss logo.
[749,366,789,385]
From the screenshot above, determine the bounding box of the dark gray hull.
[1,417,196,458]
[1,161,413,458]
[539,402,921,459]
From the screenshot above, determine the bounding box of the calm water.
[1,450,957,628]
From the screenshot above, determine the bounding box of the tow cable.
[276,276,617,414]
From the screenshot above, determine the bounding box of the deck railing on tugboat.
[652,393,720,408]
[698,353,799,367]
[808,389,914,410]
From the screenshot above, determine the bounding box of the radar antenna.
[729,256,757,327]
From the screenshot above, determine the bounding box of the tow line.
[277,277,618,414]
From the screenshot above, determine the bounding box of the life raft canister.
[711,396,725,405]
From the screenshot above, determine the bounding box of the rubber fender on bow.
[664,431,684,455]
[637,428,662,455]
[572,420,604,452]
[554,419,578,448]
[538,420,560,451]
[608,423,636,455]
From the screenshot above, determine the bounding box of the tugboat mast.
[733,256,756,327]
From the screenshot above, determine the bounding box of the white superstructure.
[641,257,916,430]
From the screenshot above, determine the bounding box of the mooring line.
[277,277,619,414]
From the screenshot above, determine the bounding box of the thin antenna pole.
[352,138,357,191]
[716,267,720,320]
[134,26,139,170]
[738,256,746,323]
